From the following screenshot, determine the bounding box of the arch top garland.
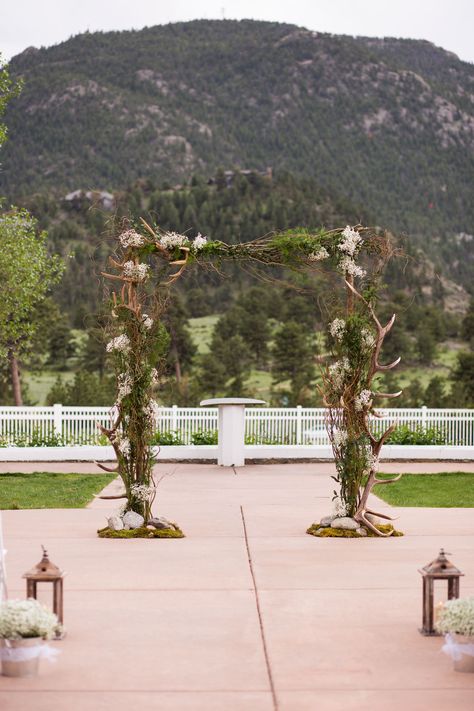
[98,220,402,537]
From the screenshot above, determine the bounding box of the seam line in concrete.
[240,505,278,711]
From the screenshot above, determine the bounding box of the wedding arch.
[97,220,402,537]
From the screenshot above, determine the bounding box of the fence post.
[172,404,178,432]
[53,403,62,437]
[296,405,302,445]
[421,405,427,430]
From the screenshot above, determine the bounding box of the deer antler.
[163,247,191,285]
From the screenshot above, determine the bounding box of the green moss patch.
[97,525,185,539]
[307,523,403,538]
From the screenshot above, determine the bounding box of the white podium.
[200,398,266,467]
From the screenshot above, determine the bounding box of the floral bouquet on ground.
[437,596,474,673]
[0,599,60,677]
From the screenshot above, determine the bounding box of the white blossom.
[308,247,329,261]
[117,373,132,401]
[436,596,474,636]
[123,261,149,281]
[160,232,190,250]
[355,389,373,411]
[143,399,160,422]
[119,229,145,248]
[150,368,160,385]
[118,438,131,458]
[329,318,346,341]
[338,226,362,256]
[130,483,156,503]
[365,450,379,472]
[333,430,348,448]
[328,357,351,391]
[106,334,131,354]
[141,313,153,330]
[338,255,366,278]
[0,599,59,640]
[191,233,207,251]
[332,496,348,517]
[361,328,376,350]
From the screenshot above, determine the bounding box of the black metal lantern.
[23,546,65,639]
[419,548,463,636]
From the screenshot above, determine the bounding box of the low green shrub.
[191,430,218,445]
[386,424,447,445]
[149,430,185,446]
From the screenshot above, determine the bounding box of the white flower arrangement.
[333,429,348,448]
[160,232,190,250]
[141,314,153,330]
[123,261,149,282]
[338,226,362,257]
[361,327,376,350]
[119,230,145,248]
[354,389,373,411]
[308,247,329,262]
[106,334,131,354]
[150,368,160,385]
[143,399,160,422]
[436,596,474,637]
[338,255,366,279]
[329,318,346,341]
[118,438,131,458]
[364,447,379,473]
[130,483,156,503]
[328,357,351,391]
[332,496,348,517]
[0,599,59,640]
[191,233,207,252]
[117,373,133,401]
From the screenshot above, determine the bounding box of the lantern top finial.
[419,548,463,578]
[23,545,64,581]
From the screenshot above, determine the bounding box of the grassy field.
[188,315,220,354]
[0,472,114,509]
[24,371,75,405]
[373,472,474,507]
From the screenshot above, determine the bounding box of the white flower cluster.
[191,233,208,252]
[339,226,362,256]
[436,596,474,636]
[0,599,59,640]
[119,229,145,248]
[328,357,351,391]
[160,232,190,250]
[333,429,348,448]
[361,328,376,350]
[337,226,366,279]
[118,437,131,458]
[332,496,348,517]
[141,313,153,330]
[354,389,373,411]
[106,334,131,354]
[364,447,379,473]
[143,399,160,422]
[117,373,133,401]
[339,255,366,278]
[130,483,156,503]
[308,247,329,262]
[123,261,149,281]
[150,368,160,385]
[329,318,346,341]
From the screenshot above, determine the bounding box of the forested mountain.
[1,19,473,258]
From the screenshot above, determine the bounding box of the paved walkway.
[1,463,473,710]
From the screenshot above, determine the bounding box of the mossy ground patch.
[306,523,403,538]
[97,525,185,539]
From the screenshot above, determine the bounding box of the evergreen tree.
[271,322,316,405]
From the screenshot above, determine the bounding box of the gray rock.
[320,514,337,527]
[147,516,176,531]
[331,516,359,531]
[107,515,124,531]
[123,511,145,530]
[356,527,368,537]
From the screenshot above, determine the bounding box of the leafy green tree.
[451,351,474,406]
[461,297,474,347]
[271,322,316,405]
[424,375,446,407]
[0,209,63,404]
[0,55,22,150]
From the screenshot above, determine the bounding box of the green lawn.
[0,472,115,510]
[373,472,474,507]
[24,371,75,405]
[188,315,220,354]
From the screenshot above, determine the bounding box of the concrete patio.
[1,462,473,710]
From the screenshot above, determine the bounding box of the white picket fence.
[0,405,473,446]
